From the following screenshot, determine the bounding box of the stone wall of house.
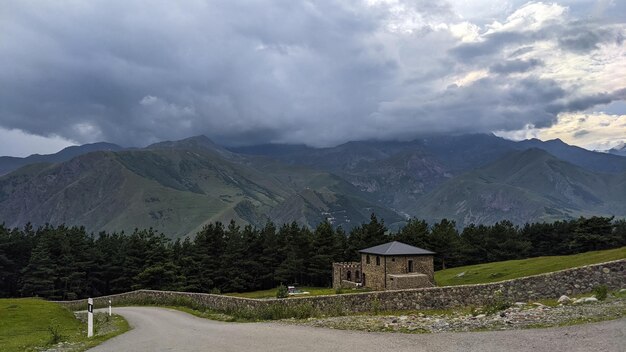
[361,254,386,290]
[384,255,434,288]
[332,262,361,289]
[56,259,626,316]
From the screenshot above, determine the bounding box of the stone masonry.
[360,254,435,290]
[332,262,361,289]
[335,241,436,290]
[56,260,626,316]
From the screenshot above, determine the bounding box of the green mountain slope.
[232,134,626,219]
[0,138,403,237]
[414,149,626,227]
[0,142,123,175]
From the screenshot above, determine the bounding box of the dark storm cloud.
[372,76,568,139]
[0,0,624,149]
[558,22,624,53]
[549,88,626,114]
[451,21,624,62]
[489,59,543,74]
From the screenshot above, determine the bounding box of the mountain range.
[608,144,626,157]
[1,134,625,237]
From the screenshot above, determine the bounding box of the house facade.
[333,241,435,291]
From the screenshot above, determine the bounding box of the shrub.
[483,289,510,315]
[227,302,318,321]
[593,285,608,301]
[370,296,381,314]
[48,321,64,345]
[276,284,289,299]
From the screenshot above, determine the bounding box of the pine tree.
[308,221,341,287]
[429,219,460,270]
[394,218,430,248]
[21,241,57,298]
[193,222,226,291]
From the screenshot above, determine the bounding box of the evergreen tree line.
[0,215,624,300]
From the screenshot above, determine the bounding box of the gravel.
[288,296,626,333]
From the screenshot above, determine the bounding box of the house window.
[347,270,352,281]
[366,255,370,264]
[376,256,380,266]
[408,260,414,273]
[391,257,395,262]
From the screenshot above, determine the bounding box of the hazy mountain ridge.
[0,142,123,175]
[0,138,403,236]
[1,134,625,237]
[413,148,626,227]
[231,134,626,220]
[608,143,626,157]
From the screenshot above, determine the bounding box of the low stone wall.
[339,280,361,289]
[56,259,626,315]
[388,273,434,290]
[56,289,268,312]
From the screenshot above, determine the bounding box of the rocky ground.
[286,293,626,333]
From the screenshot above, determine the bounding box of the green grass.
[0,298,129,352]
[435,246,626,286]
[225,286,340,299]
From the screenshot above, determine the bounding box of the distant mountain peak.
[608,142,626,157]
[0,141,124,175]
[147,135,234,158]
[518,147,553,157]
[148,135,217,149]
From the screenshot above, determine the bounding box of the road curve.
[89,307,625,352]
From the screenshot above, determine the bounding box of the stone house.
[333,241,435,290]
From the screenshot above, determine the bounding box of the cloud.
[573,129,590,138]
[489,58,543,74]
[0,127,75,157]
[496,111,626,151]
[0,0,624,152]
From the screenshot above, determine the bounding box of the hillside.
[232,134,626,220]
[0,137,402,236]
[2,134,626,235]
[608,144,626,157]
[435,246,626,286]
[0,142,123,175]
[414,149,626,226]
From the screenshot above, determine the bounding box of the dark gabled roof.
[359,241,435,256]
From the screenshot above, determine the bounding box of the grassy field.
[0,298,129,352]
[225,286,340,299]
[224,247,626,298]
[435,246,626,287]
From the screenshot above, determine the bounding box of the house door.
[362,273,366,286]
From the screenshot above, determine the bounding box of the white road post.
[108,300,112,316]
[87,298,94,338]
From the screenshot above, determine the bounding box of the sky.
[1,0,625,157]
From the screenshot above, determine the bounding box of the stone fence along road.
[58,259,626,315]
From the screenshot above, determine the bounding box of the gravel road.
[88,307,625,352]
